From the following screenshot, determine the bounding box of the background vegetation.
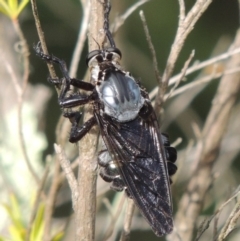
[0,0,240,241]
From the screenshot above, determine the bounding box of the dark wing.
[95,113,173,236]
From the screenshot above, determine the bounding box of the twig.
[74,0,105,240]
[195,187,240,241]
[178,0,185,23]
[154,0,213,115]
[217,200,240,240]
[43,156,61,241]
[111,0,150,34]
[54,144,79,211]
[149,47,240,100]
[30,0,57,80]
[167,29,240,241]
[59,156,79,183]
[213,213,219,241]
[3,24,40,185]
[119,199,135,241]
[26,161,50,241]
[139,10,161,86]
[166,66,240,100]
[165,50,195,100]
[69,0,91,77]
[171,137,183,148]
[101,193,126,241]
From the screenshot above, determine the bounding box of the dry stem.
[149,47,240,100]
[217,199,240,240]
[9,19,40,185]
[54,144,79,211]
[73,0,106,240]
[119,199,135,241]
[30,0,57,80]
[69,0,91,77]
[112,0,150,34]
[139,10,161,86]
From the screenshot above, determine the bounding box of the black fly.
[34,1,177,237]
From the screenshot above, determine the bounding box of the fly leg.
[34,42,97,142]
[55,78,96,143]
[34,42,94,92]
[64,112,97,143]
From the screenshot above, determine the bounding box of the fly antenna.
[92,36,101,50]
[103,0,116,48]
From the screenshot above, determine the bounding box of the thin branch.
[111,0,150,34]
[165,50,195,100]
[139,10,161,86]
[178,0,185,23]
[101,193,126,241]
[30,0,57,80]
[69,0,91,77]
[59,156,79,183]
[166,66,240,100]
[154,0,213,115]
[3,24,40,185]
[119,199,135,241]
[54,144,79,211]
[170,47,240,86]
[149,47,240,100]
[43,155,61,241]
[195,187,240,241]
[217,200,240,240]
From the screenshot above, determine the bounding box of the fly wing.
[95,113,173,236]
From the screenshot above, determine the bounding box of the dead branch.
[30,0,57,80]
[139,10,161,87]
[73,0,106,240]
[111,0,150,34]
[54,144,79,211]
[149,47,240,100]
[217,199,240,240]
[69,0,91,77]
[119,199,135,241]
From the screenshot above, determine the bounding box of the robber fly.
[35,1,177,237]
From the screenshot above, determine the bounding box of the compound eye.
[105,47,122,61]
[86,50,102,67]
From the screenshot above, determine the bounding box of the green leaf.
[0,236,6,241]
[8,0,17,11]
[30,203,45,241]
[0,0,29,19]
[51,232,64,241]
[0,0,11,16]
[9,225,24,241]
[9,194,24,231]
[2,194,24,234]
[16,0,28,16]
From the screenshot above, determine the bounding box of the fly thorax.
[90,65,100,84]
[98,71,144,122]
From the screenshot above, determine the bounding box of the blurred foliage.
[0,0,240,240]
[0,194,63,241]
[0,0,29,20]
